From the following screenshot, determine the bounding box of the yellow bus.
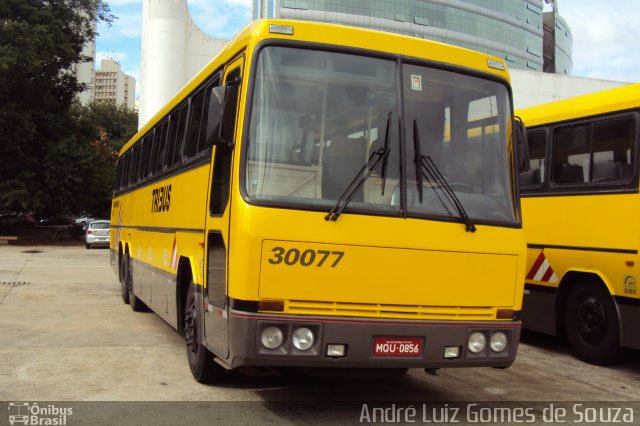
[110,19,527,382]
[518,83,640,364]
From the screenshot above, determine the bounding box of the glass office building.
[253,0,572,74]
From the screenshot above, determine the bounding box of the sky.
[95,0,640,101]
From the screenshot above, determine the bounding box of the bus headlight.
[292,327,314,351]
[260,326,284,350]
[490,331,508,353]
[468,332,486,354]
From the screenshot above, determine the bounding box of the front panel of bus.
[206,39,526,369]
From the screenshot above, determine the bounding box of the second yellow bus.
[519,83,640,364]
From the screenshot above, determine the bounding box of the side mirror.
[514,116,529,173]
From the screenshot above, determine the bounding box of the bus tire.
[125,255,148,312]
[564,281,621,365]
[120,253,130,304]
[184,281,225,383]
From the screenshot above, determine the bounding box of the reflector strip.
[170,236,178,270]
[116,206,123,245]
[526,252,558,283]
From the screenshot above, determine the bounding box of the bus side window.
[167,104,188,168]
[219,68,241,145]
[155,120,169,173]
[138,138,148,182]
[148,130,159,178]
[591,116,635,182]
[552,124,588,184]
[520,130,546,188]
[184,90,204,158]
[115,158,123,191]
[129,144,140,186]
[121,152,130,190]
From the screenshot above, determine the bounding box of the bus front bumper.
[222,311,521,370]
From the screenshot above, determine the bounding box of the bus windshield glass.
[246,46,516,225]
[401,63,516,225]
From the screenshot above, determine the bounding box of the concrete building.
[72,21,97,105]
[94,59,136,110]
[253,0,572,74]
[510,69,630,110]
[136,1,629,127]
[139,0,227,127]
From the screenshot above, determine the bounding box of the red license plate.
[373,337,423,357]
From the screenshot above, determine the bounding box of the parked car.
[85,220,110,249]
[75,215,95,230]
[0,214,18,226]
[38,217,73,227]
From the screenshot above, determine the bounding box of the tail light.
[87,230,94,234]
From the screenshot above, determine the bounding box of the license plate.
[373,337,423,357]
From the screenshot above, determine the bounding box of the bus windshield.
[246,46,516,226]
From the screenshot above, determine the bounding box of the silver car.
[85,220,110,249]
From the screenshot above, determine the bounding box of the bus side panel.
[117,165,211,329]
[522,193,640,346]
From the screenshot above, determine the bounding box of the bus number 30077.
[268,247,345,268]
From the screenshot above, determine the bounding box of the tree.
[73,102,138,217]
[0,0,114,215]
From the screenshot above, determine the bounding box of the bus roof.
[124,18,511,154]
[516,83,640,128]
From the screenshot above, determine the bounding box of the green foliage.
[72,102,138,217]
[0,1,133,218]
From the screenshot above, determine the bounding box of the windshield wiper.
[325,114,392,221]
[380,111,392,196]
[413,120,476,233]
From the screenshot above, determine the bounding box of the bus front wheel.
[564,281,621,365]
[184,282,225,383]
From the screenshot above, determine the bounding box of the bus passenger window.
[520,130,546,187]
[167,105,187,167]
[185,89,206,159]
[591,116,635,182]
[138,138,149,181]
[155,120,169,173]
[553,125,588,184]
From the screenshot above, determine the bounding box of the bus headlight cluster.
[259,324,318,353]
[467,331,509,355]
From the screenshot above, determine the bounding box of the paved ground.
[1,245,639,424]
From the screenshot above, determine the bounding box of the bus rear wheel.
[120,253,130,304]
[564,281,621,365]
[125,254,148,312]
[184,281,225,383]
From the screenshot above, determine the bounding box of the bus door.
[203,57,243,358]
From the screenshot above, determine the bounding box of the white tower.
[140,0,227,128]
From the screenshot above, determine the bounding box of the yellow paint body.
[111,19,526,371]
[517,84,640,357]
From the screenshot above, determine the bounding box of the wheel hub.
[576,297,607,344]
